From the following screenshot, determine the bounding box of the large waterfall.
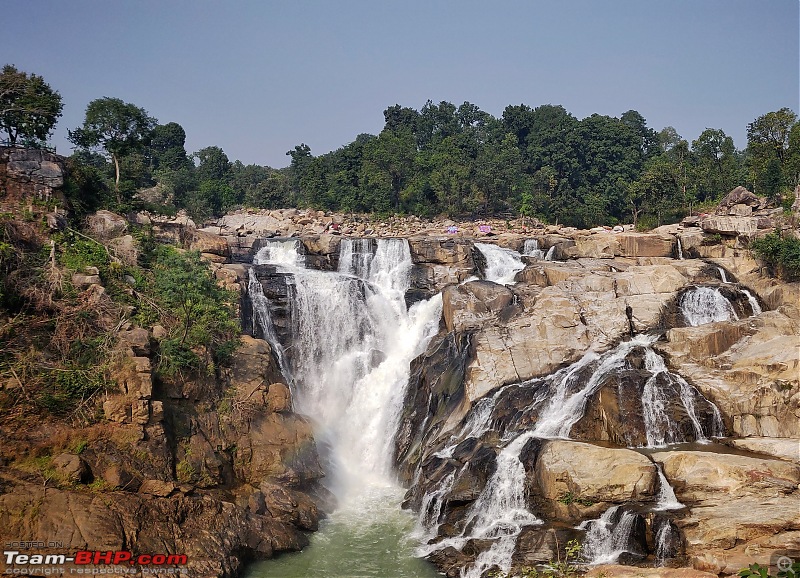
[679,286,739,326]
[248,238,442,578]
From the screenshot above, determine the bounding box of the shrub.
[750,231,800,281]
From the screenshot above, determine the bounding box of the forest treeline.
[3,64,799,228]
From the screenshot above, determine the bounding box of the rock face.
[0,329,323,578]
[0,147,66,209]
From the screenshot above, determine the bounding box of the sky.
[2,0,798,168]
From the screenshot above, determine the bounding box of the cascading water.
[741,289,762,315]
[475,242,525,285]
[654,519,680,564]
[679,287,739,326]
[654,464,683,511]
[544,245,556,261]
[523,239,545,259]
[580,506,643,565]
[248,237,443,578]
[717,267,729,283]
[676,238,684,260]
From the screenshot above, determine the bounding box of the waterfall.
[676,237,684,260]
[654,464,683,511]
[247,273,291,379]
[250,237,443,492]
[458,430,543,578]
[532,337,659,439]
[338,237,375,278]
[544,246,556,261]
[741,289,762,315]
[654,520,679,564]
[415,470,457,544]
[475,243,525,285]
[717,267,729,283]
[580,506,643,565]
[679,287,739,326]
[523,239,545,259]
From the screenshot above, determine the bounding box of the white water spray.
[544,246,556,261]
[680,287,739,326]
[741,289,762,315]
[654,463,683,511]
[475,243,525,285]
[523,239,545,259]
[580,506,642,565]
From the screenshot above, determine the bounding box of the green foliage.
[149,246,239,376]
[739,561,800,578]
[0,64,64,145]
[750,231,800,281]
[488,539,583,578]
[557,492,595,507]
[56,231,109,271]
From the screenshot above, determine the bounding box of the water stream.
[474,242,525,284]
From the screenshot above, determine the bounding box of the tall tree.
[0,64,63,146]
[68,97,156,202]
[746,108,798,195]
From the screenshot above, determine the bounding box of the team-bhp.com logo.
[4,550,188,574]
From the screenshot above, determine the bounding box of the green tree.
[0,64,63,146]
[194,146,230,181]
[746,108,797,194]
[691,128,739,201]
[68,97,156,203]
[151,122,190,171]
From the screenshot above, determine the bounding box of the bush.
[750,231,800,281]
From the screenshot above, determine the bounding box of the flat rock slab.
[728,437,800,464]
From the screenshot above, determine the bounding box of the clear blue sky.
[2,0,798,167]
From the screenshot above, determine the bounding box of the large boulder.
[86,210,127,238]
[442,280,514,332]
[700,215,759,237]
[189,230,230,258]
[534,440,657,521]
[615,233,675,257]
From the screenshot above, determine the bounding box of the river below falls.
[243,486,440,578]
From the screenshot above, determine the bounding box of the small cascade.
[654,519,680,564]
[676,237,684,260]
[459,430,543,578]
[433,392,499,459]
[415,470,457,544]
[680,287,739,326]
[523,239,545,259]
[475,243,525,285]
[247,272,291,378]
[580,506,644,565]
[741,289,763,315]
[717,267,729,283]
[544,245,556,261]
[533,337,658,438]
[654,464,683,511]
[338,238,375,278]
[253,239,305,268]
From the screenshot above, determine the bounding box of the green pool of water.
[244,485,441,578]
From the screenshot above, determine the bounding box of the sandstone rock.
[102,465,141,491]
[266,383,292,413]
[103,395,131,423]
[52,453,91,484]
[613,265,686,296]
[729,203,753,216]
[585,566,717,577]
[442,281,514,332]
[534,440,657,521]
[86,210,127,238]
[109,234,138,265]
[151,324,167,339]
[117,327,150,356]
[138,479,176,497]
[615,233,675,257]
[727,438,800,463]
[190,230,230,257]
[701,215,759,236]
[71,273,101,288]
[716,186,761,213]
[259,482,320,531]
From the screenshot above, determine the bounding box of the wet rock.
[442,281,514,332]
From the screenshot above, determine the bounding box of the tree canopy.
[0,64,63,146]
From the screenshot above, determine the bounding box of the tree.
[68,97,156,202]
[151,122,190,171]
[0,64,63,146]
[691,128,739,201]
[746,108,798,194]
[194,146,230,181]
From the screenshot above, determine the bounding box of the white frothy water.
[475,243,525,285]
[717,267,729,283]
[533,337,659,439]
[254,239,306,268]
[249,237,444,573]
[544,246,556,261]
[523,239,545,259]
[680,287,739,326]
[741,289,763,315]
[654,521,677,564]
[654,463,683,511]
[676,237,684,260]
[580,506,641,565]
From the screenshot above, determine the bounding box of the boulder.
[534,440,657,520]
[615,233,675,257]
[189,230,230,257]
[716,186,761,213]
[442,281,514,332]
[613,265,686,296]
[266,383,292,413]
[701,215,759,236]
[71,273,101,288]
[52,453,91,484]
[726,438,800,463]
[138,479,176,497]
[86,210,127,238]
[109,235,138,265]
